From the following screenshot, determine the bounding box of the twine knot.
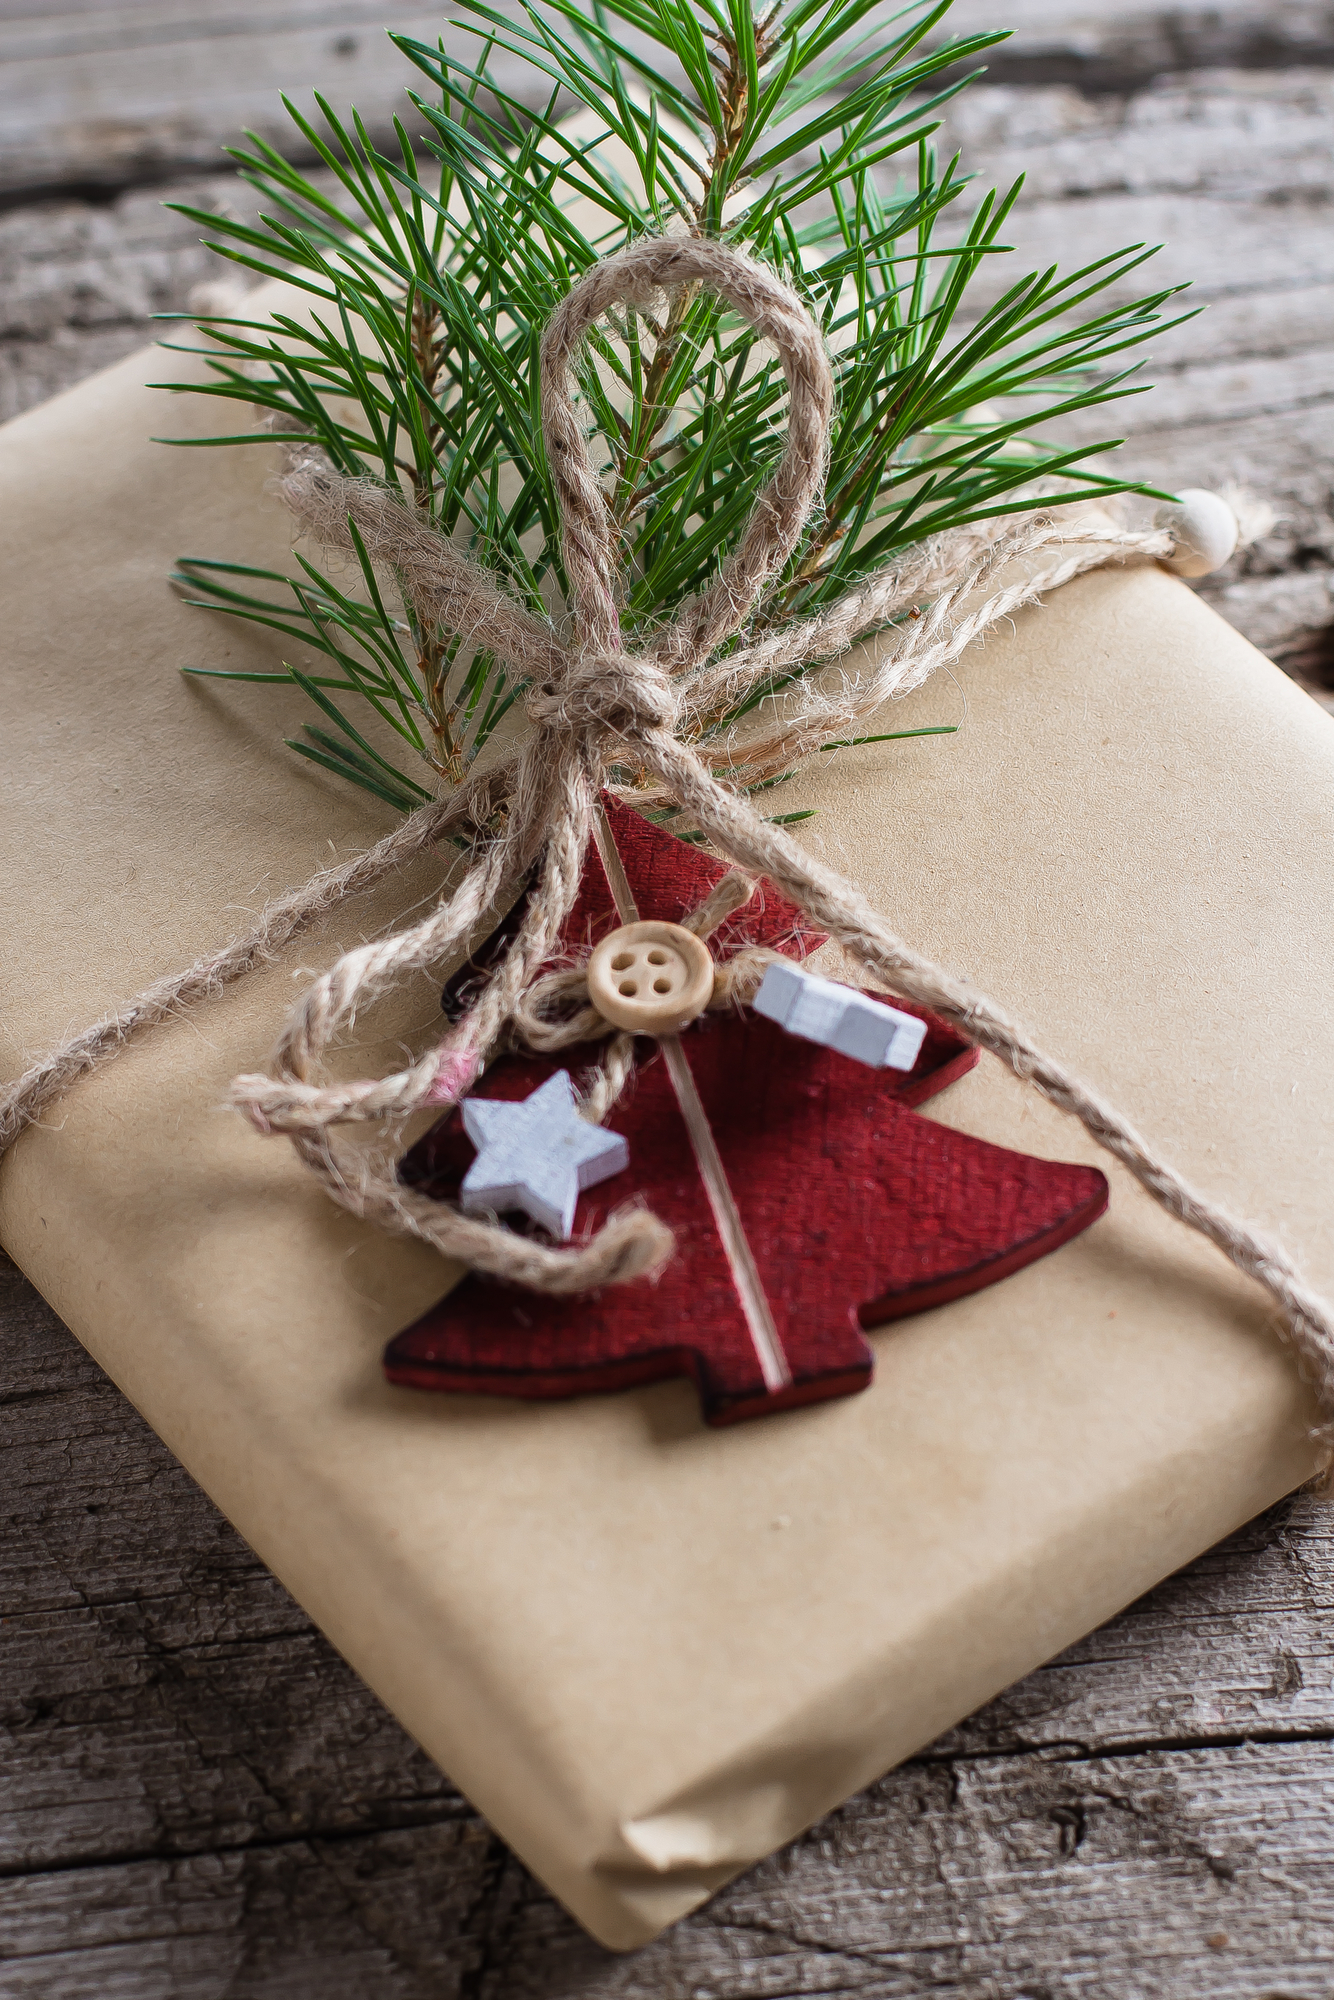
[526,647,679,741]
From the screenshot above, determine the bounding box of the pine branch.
[159,0,1184,815]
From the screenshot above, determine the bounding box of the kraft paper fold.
[2,334,1332,1949]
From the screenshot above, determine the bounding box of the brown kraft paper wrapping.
[1,333,1332,1950]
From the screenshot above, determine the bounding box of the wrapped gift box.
[0,332,1330,1949]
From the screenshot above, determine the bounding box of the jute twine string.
[3,235,1332,1436]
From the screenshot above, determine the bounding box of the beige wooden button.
[587,921,715,1037]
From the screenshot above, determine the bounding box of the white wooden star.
[459,1070,630,1240]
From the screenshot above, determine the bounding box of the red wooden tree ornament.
[387,801,1108,1426]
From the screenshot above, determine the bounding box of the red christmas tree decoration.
[387,802,1108,1426]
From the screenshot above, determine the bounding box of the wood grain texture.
[0,4,444,200]
[3,1,1332,199]
[3,5,1334,1991]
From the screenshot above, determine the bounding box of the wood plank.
[0,179,239,424]
[700,1740,1334,2000]
[0,5,446,198]
[6,0,1333,200]
[947,0,1334,89]
[0,1826,512,1999]
[944,64,1334,203]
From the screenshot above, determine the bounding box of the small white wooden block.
[460,1070,629,1240]
[753,961,928,1072]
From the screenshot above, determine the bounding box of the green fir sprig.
[158,0,1188,815]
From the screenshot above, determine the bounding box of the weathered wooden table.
[3,5,1333,1994]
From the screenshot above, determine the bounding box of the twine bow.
[5,235,1334,1444]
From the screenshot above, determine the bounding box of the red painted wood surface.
[388,806,1108,1426]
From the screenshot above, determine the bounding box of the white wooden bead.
[587,920,715,1037]
[753,961,928,1072]
[1154,488,1239,578]
[460,1069,628,1240]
